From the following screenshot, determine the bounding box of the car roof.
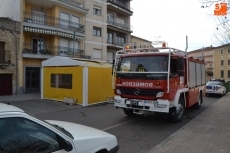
[207,81,222,84]
[0,103,24,113]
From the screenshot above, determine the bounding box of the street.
[9,96,220,153]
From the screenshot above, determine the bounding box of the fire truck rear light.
[156,92,164,97]
[155,82,160,85]
[116,89,121,94]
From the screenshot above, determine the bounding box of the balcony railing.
[107,0,133,13]
[60,0,84,8]
[23,43,84,58]
[23,12,84,33]
[0,50,11,65]
[107,40,124,47]
[107,20,131,31]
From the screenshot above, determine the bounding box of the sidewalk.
[147,93,230,153]
[0,93,41,102]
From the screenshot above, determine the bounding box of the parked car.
[206,81,226,97]
[0,103,119,153]
[209,78,225,83]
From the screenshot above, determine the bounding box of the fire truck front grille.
[118,87,164,97]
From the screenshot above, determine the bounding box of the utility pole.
[202,46,204,60]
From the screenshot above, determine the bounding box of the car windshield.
[206,82,222,86]
[116,56,169,72]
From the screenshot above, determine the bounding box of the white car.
[206,81,226,97]
[0,103,119,153]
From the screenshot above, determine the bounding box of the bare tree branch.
[200,0,230,45]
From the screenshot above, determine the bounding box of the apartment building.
[131,35,152,47]
[188,46,214,81]
[0,0,133,94]
[84,0,133,63]
[0,0,88,94]
[213,44,230,82]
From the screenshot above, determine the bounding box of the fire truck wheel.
[169,97,185,123]
[123,108,135,116]
[194,92,202,109]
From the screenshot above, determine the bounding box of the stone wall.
[0,17,21,94]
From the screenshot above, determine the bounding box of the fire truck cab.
[112,42,206,123]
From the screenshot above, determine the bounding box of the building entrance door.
[0,74,12,96]
[25,67,40,93]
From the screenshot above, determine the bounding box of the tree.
[200,0,230,45]
[206,70,213,80]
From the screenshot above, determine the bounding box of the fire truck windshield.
[116,56,169,73]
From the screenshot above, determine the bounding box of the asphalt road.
[10,95,221,153]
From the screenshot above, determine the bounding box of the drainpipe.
[73,12,88,58]
[10,30,18,95]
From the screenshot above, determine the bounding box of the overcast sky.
[130,0,220,51]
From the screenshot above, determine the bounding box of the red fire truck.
[112,39,206,122]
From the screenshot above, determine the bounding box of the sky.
[130,0,220,51]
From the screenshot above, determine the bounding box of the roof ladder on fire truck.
[172,50,187,57]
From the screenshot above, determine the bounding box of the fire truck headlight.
[156,92,164,97]
[116,89,121,94]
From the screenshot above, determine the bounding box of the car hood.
[46,120,114,139]
[46,120,118,153]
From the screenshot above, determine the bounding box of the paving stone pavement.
[147,93,230,153]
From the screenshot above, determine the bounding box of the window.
[221,50,223,54]
[93,27,101,37]
[107,13,114,21]
[93,49,102,60]
[93,6,101,16]
[107,33,113,43]
[107,52,114,63]
[228,60,230,65]
[221,60,224,66]
[60,12,80,29]
[228,70,230,78]
[0,117,62,153]
[118,0,126,7]
[116,36,125,44]
[0,41,5,63]
[51,74,57,87]
[221,70,224,78]
[228,48,230,53]
[51,74,72,89]
[59,38,79,55]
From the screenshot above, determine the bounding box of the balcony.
[107,40,124,49]
[25,0,88,14]
[0,50,11,66]
[107,0,133,16]
[23,12,85,38]
[107,20,132,33]
[22,43,85,59]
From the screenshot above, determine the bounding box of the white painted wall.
[0,0,20,21]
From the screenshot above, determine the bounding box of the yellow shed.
[41,56,114,106]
